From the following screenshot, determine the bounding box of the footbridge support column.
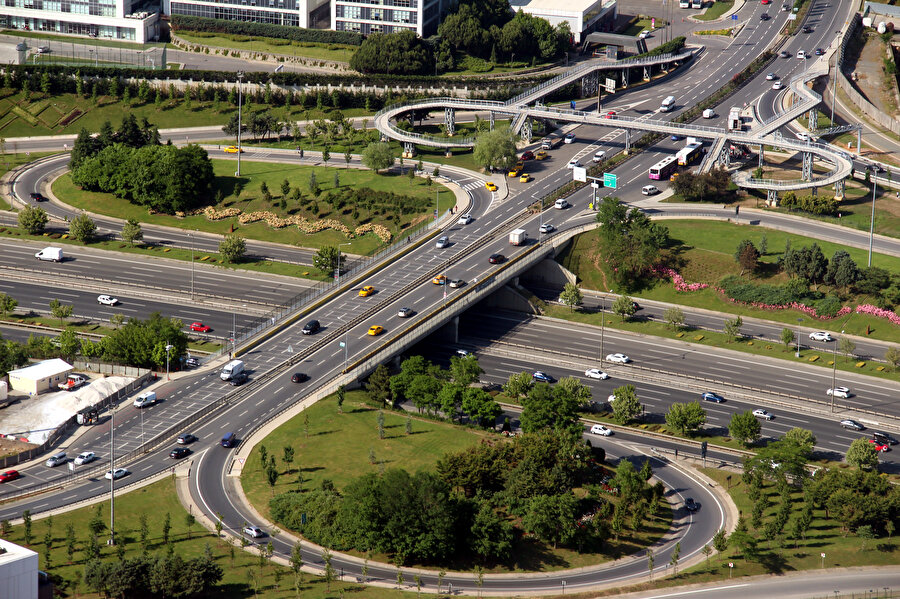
[802,152,813,181]
[444,108,455,136]
[766,189,778,207]
[489,111,495,131]
[521,117,533,143]
[643,65,651,82]
[835,178,845,200]
[758,144,764,169]
[582,72,598,96]
[621,68,629,89]
[624,129,631,154]
[808,108,818,132]
[718,145,730,169]
[402,141,416,158]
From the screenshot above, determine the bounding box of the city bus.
[649,156,678,180]
[676,142,703,166]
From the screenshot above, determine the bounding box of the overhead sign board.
[573,166,587,182]
[605,77,616,93]
[603,173,618,188]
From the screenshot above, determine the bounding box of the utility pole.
[236,71,244,176]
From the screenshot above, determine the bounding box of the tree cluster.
[350,30,435,76]
[669,168,732,202]
[70,115,160,170]
[83,551,222,598]
[596,197,670,287]
[780,191,839,215]
[473,127,518,171]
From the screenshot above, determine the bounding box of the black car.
[488,254,505,264]
[291,372,309,383]
[701,392,724,403]
[177,433,198,445]
[684,497,700,512]
[760,12,769,20]
[30,192,45,202]
[229,372,248,386]
[802,25,813,33]
[302,320,320,335]
[873,431,899,446]
[185,357,200,368]
[169,447,191,459]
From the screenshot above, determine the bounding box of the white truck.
[35,247,63,262]
[728,107,742,131]
[509,229,528,246]
[220,359,245,381]
[58,374,87,391]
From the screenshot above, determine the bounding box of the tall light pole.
[796,318,802,358]
[831,32,839,124]
[868,170,877,267]
[337,242,351,286]
[830,330,843,413]
[165,343,173,381]
[236,71,244,177]
[108,400,116,546]
[189,231,195,300]
[599,295,606,362]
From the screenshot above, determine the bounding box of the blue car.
[701,392,724,403]
[532,371,555,383]
[671,135,682,141]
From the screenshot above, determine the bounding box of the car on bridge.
[367,325,384,336]
[397,307,414,318]
[433,275,447,285]
[177,433,198,444]
[358,285,375,297]
[488,254,505,264]
[169,447,191,459]
[302,320,320,335]
[449,279,465,288]
[190,322,211,333]
[605,353,630,364]
[0,470,20,483]
[539,223,555,234]
[291,372,309,383]
[827,386,851,399]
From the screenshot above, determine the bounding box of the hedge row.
[170,15,364,46]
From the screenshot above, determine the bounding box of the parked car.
[58,374,87,391]
[839,419,864,431]
[605,353,630,364]
[753,408,774,420]
[532,371,554,383]
[701,392,725,403]
[291,372,309,383]
[190,322,211,333]
[170,447,191,459]
[301,320,320,335]
[105,468,129,480]
[590,424,613,436]
[177,433,198,445]
[74,451,96,465]
[185,357,201,368]
[584,368,609,380]
[0,470,20,483]
[826,386,851,398]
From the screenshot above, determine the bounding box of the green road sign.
[603,173,618,189]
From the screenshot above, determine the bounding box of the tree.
[783,427,816,450]
[290,542,303,595]
[121,219,143,246]
[312,245,343,274]
[69,212,97,243]
[712,528,728,554]
[885,346,900,370]
[449,354,483,386]
[22,510,32,545]
[735,239,760,276]
[521,493,577,548]
[469,503,513,562]
[350,30,435,75]
[611,384,642,424]
[612,295,636,321]
[846,437,879,470]
[0,293,17,318]
[839,336,856,360]
[18,205,48,234]
[664,306,685,330]
[665,401,707,436]
[472,126,518,171]
[360,142,395,173]
[336,384,345,413]
[461,388,502,427]
[218,235,246,263]
[109,313,125,329]
[367,364,392,407]
[729,411,761,446]
[282,445,295,472]
[669,541,681,575]
[49,299,73,327]
[723,315,743,342]
[559,282,583,311]
[503,371,534,400]
[780,327,795,350]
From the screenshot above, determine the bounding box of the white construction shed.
[0,539,38,599]
[7,359,73,395]
[509,0,618,43]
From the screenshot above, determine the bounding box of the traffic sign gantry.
[603,173,618,188]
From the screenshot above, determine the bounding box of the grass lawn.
[556,220,900,345]
[3,476,419,599]
[175,31,357,63]
[52,158,455,255]
[242,392,673,573]
[696,0,734,21]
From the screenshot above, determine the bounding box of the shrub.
[171,15,364,46]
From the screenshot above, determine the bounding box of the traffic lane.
[0,279,261,336]
[460,312,900,438]
[529,286,894,363]
[464,349,890,464]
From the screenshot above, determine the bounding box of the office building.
[0,0,160,42]
[332,0,447,37]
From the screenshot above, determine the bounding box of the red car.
[520,150,534,161]
[0,470,20,483]
[603,111,617,119]
[869,438,890,452]
[190,322,211,333]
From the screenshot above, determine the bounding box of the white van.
[702,108,715,119]
[220,360,245,381]
[660,96,676,112]
[592,150,606,163]
[35,247,63,262]
[133,391,157,408]
[554,199,569,210]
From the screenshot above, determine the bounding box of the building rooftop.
[8,359,73,380]
[509,0,607,13]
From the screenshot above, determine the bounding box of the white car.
[584,368,609,380]
[765,72,777,81]
[564,133,576,144]
[435,236,450,249]
[457,213,473,225]
[808,331,833,342]
[605,353,630,364]
[243,525,265,538]
[795,131,810,141]
[607,394,617,403]
[639,29,651,39]
[397,307,413,318]
[539,223,555,234]
[133,391,157,408]
[97,295,119,306]
[702,108,715,119]
[642,185,659,196]
[827,386,851,398]
[566,159,582,169]
[105,468,129,480]
[772,81,783,90]
[554,199,569,210]
[592,150,606,162]
[753,409,774,420]
[590,424,613,436]
[74,451,96,465]
[797,50,807,59]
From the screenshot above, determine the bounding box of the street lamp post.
[796,318,802,357]
[108,400,116,545]
[165,342,173,381]
[868,170,877,267]
[831,335,838,413]
[189,231,195,300]
[236,71,244,176]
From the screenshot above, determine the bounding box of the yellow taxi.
[367,325,384,336]
[485,181,498,192]
[670,173,680,182]
[358,285,375,297]
[223,145,243,154]
[508,166,522,178]
[519,173,532,183]
[535,150,548,160]
[432,275,447,285]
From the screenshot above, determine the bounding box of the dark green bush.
[171,14,364,46]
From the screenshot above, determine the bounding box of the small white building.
[0,539,38,599]
[7,359,73,396]
[509,0,618,44]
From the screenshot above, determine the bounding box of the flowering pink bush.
[856,304,900,326]
[654,267,710,292]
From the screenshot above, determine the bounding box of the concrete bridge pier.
[766,189,778,207]
[444,108,455,136]
[758,144,764,169]
[433,315,459,344]
[801,152,813,181]
[835,178,845,200]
